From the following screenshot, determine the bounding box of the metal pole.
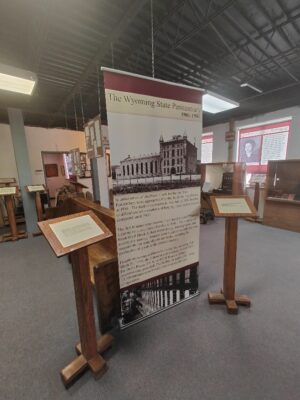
[73,95,78,131]
[150,0,155,78]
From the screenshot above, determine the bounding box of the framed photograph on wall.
[45,164,58,178]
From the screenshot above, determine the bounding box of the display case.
[200,162,246,195]
[263,159,300,232]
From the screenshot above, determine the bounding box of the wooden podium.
[26,184,47,222]
[208,196,256,314]
[38,211,114,387]
[0,186,27,242]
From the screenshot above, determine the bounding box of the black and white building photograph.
[112,133,201,193]
[121,264,199,327]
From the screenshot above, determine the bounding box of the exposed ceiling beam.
[51,0,149,124]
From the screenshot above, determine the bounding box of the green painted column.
[8,108,37,233]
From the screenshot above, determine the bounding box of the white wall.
[203,122,229,162]
[0,123,86,184]
[203,105,300,162]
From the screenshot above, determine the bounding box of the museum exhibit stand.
[46,197,120,335]
[25,184,47,228]
[263,159,300,233]
[0,186,27,242]
[38,210,115,387]
[208,195,256,314]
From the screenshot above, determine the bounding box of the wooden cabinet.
[263,159,300,232]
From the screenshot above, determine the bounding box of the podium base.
[208,291,251,314]
[60,334,114,388]
[0,230,27,243]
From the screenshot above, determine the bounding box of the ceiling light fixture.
[240,82,263,94]
[202,91,239,114]
[0,63,37,95]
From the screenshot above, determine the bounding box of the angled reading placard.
[38,210,112,256]
[210,195,256,218]
[26,184,46,193]
[0,186,17,196]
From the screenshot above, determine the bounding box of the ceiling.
[1,0,300,129]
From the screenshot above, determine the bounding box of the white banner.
[103,68,203,328]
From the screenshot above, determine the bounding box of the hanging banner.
[84,115,103,159]
[238,119,291,173]
[103,68,203,328]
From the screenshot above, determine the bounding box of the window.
[237,119,291,173]
[141,162,143,174]
[127,165,129,175]
[123,166,125,176]
[201,132,213,163]
[136,163,139,174]
[131,164,134,175]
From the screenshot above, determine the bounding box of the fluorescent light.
[203,91,239,114]
[0,63,37,95]
[240,82,262,94]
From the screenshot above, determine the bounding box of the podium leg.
[208,217,250,314]
[35,192,44,222]
[32,192,43,237]
[60,247,112,387]
[0,195,27,242]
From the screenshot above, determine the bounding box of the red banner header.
[103,70,203,104]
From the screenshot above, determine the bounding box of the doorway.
[42,151,69,202]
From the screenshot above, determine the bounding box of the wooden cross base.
[61,333,114,388]
[0,230,28,243]
[208,291,251,314]
[32,231,43,237]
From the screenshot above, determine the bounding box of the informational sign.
[69,148,81,176]
[238,119,291,173]
[26,185,45,192]
[201,132,213,163]
[38,211,112,257]
[84,116,103,159]
[210,196,256,217]
[103,67,203,328]
[0,186,17,196]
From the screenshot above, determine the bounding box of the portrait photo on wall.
[239,135,262,164]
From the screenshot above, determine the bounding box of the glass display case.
[263,159,300,232]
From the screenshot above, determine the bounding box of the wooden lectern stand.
[26,185,47,236]
[38,211,114,387]
[208,196,256,314]
[0,186,27,242]
[26,185,46,222]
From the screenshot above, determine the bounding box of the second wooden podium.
[26,184,46,222]
[0,186,27,242]
[208,195,256,314]
[38,210,114,387]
